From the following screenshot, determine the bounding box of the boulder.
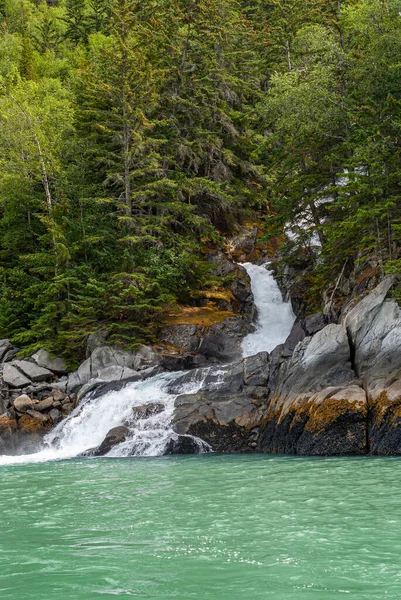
[167,361,245,395]
[35,397,54,413]
[96,365,139,382]
[131,403,165,420]
[343,276,400,396]
[31,350,68,374]
[164,434,208,455]
[26,409,47,423]
[3,364,31,388]
[93,426,130,456]
[12,360,54,382]
[49,408,62,423]
[13,394,36,413]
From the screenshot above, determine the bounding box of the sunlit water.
[241,263,296,357]
[1,455,401,599]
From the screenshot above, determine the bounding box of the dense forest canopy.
[0,0,400,360]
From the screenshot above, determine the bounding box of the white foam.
[241,263,296,357]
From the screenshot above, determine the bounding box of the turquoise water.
[1,455,401,599]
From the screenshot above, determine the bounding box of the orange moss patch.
[162,306,235,327]
[18,414,47,434]
[0,417,17,433]
[200,288,235,303]
[371,392,401,428]
[264,397,366,435]
[302,399,365,434]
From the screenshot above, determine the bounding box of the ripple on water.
[1,455,401,599]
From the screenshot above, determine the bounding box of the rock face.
[172,353,269,452]
[160,315,252,362]
[254,277,401,456]
[342,276,401,454]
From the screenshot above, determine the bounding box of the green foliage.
[1,0,401,358]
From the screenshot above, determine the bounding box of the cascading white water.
[0,371,211,466]
[241,262,296,357]
[0,262,295,465]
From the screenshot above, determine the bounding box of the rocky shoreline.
[1,233,401,457]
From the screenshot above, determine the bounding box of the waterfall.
[241,263,296,357]
[0,262,295,465]
[0,371,211,465]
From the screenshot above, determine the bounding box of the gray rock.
[94,426,130,456]
[3,364,31,388]
[272,324,355,413]
[164,434,207,455]
[13,394,36,413]
[1,347,19,363]
[132,403,165,420]
[26,409,47,422]
[173,387,268,452]
[49,408,61,423]
[160,315,252,363]
[35,397,54,412]
[0,340,13,362]
[77,379,104,402]
[343,276,401,396]
[31,350,68,374]
[13,360,54,382]
[243,352,269,386]
[132,346,160,371]
[97,365,139,382]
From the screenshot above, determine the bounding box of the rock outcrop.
[171,353,269,452]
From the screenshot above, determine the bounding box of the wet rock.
[31,350,69,374]
[132,403,165,420]
[160,314,252,363]
[173,387,268,452]
[164,434,205,455]
[3,364,31,388]
[94,426,130,456]
[258,386,367,456]
[12,360,54,382]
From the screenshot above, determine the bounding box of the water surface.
[1,454,401,599]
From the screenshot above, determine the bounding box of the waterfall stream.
[241,263,296,357]
[0,264,295,465]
